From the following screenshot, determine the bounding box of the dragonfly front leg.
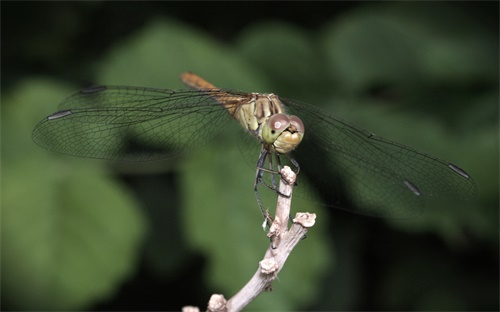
[254,149,287,194]
[254,148,296,224]
[283,153,300,185]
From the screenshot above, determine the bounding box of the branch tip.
[280,166,296,185]
[293,212,316,228]
[207,294,227,312]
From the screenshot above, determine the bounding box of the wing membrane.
[281,97,477,217]
[33,87,246,161]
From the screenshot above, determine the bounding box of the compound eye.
[262,114,290,144]
[289,115,305,134]
[268,114,290,133]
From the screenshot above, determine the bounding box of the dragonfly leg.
[268,151,279,190]
[254,148,269,192]
[283,153,300,186]
[283,153,300,175]
[255,151,290,196]
[254,149,293,227]
[254,152,291,230]
[254,187,273,227]
[254,149,274,225]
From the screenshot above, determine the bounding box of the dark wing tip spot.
[47,110,72,120]
[403,180,421,196]
[80,85,107,94]
[448,163,471,179]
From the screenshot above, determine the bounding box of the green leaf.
[1,80,146,310]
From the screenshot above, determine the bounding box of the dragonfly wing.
[33,87,237,161]
[281,98,477,217]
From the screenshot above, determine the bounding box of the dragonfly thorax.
[233,93,284,132]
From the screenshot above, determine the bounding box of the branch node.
[267,216,281,236]
[260,257,279,275]
[293,212,316,228]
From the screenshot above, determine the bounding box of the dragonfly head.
[262,113,305,154]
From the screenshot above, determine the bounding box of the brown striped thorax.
[181,72,305,155]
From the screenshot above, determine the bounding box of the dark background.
[2,1,498,311]
[2,1,355,87]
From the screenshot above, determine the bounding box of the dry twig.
[186,166,316,312]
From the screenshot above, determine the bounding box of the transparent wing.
[32,86,248,161]
[32,84,477,218]
[281,97,477,218]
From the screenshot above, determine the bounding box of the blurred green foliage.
[1,1,498,311]
[2,81,146,310]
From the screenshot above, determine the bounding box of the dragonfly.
[32,72,477,219]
